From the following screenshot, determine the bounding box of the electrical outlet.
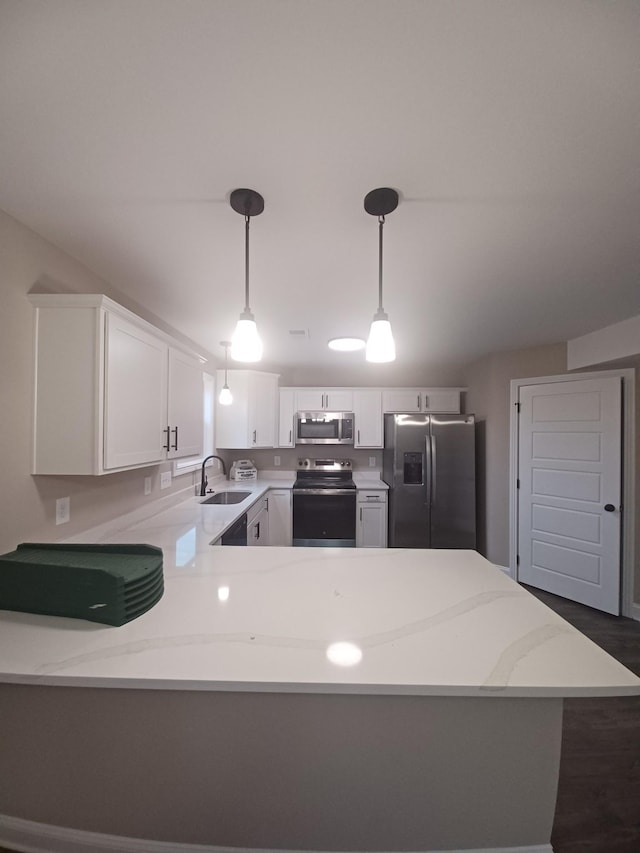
[369,456,376,467]
[56,496,70,525]
[160,471,172,490]
[144,476,152,496]
[274,455,281,466]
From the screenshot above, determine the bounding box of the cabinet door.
[422,389,461,413]
[167,349,203,458]
[251,373,278,447]
[248,503,269,546]
[278,389,296,447]
[353,390,382,447]
[215,370,251,448]
[296,389,325,411]
[356,501,387,548]
[268,490,292,545]
[325,389,354,411]
[382,390,422,413]
[104,314,167,470]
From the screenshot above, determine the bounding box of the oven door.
[293,489,356,547]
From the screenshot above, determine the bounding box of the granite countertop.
[0,483,639,698]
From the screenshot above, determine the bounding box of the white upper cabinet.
[382,388,461,413]
[278,388,296,448]
[104,312,168,470]
[295,388,354,411]
[215,370,279,449]
[167,348,204,459]
[353,390,383,448]
[30,294,205,475]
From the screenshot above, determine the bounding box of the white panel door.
[517,377,621,614]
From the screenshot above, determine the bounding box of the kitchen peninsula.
[1,490,639,853]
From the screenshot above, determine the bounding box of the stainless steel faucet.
[200,455,227,496]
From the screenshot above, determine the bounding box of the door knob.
[604,504,616,512]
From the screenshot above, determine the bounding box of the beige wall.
[0,210,215,555]
[466,343,568,566]
[284,362,467,388]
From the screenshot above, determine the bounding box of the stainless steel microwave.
[295,412,354,445]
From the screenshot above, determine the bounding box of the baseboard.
[0,814,554,853]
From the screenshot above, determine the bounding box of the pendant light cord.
[378,214,385,311]
[244,214,251,312]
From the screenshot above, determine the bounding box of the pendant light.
[230,188,264,362]
[218,340,233,405]
[364,187,398,363]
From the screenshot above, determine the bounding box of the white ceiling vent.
[289,329,310,339]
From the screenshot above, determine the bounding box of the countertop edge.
[2,671,639,697]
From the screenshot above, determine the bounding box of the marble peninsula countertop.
[0,477,638,699]
[0,472,640,697]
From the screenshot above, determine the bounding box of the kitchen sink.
[200,491,251,505]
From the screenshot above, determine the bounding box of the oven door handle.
[293,488,355,496]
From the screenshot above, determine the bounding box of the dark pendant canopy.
[230,188,264,218]
[364,187,399,218]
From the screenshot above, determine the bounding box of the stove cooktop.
[293,458,355,490]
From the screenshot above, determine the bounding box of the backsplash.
[215,446,381,472]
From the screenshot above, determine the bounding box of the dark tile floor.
[0,587,638,853]
[524,585,640,853]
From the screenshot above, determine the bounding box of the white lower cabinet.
[30,294,204,475]
[268,489,292,546]
[356,490,388,548]
[247,497,269,546]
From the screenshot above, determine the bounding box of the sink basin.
[200,491,251,505]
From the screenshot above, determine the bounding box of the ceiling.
[1,1,639,374]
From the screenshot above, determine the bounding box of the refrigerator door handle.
[425,436,431,507]
[431,435,437,506]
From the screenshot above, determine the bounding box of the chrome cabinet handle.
[252,429,257,444]
[289,429,292,443]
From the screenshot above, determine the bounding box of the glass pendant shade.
[231,310,263,362]
[366,309,395,362]
[218,340,233,404]
[218,384,233,406]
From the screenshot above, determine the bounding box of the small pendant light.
[364,187,398,363]
[230,188,264,362]
[218,340,233,405]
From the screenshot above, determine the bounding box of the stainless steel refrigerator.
[383,413,476,548]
